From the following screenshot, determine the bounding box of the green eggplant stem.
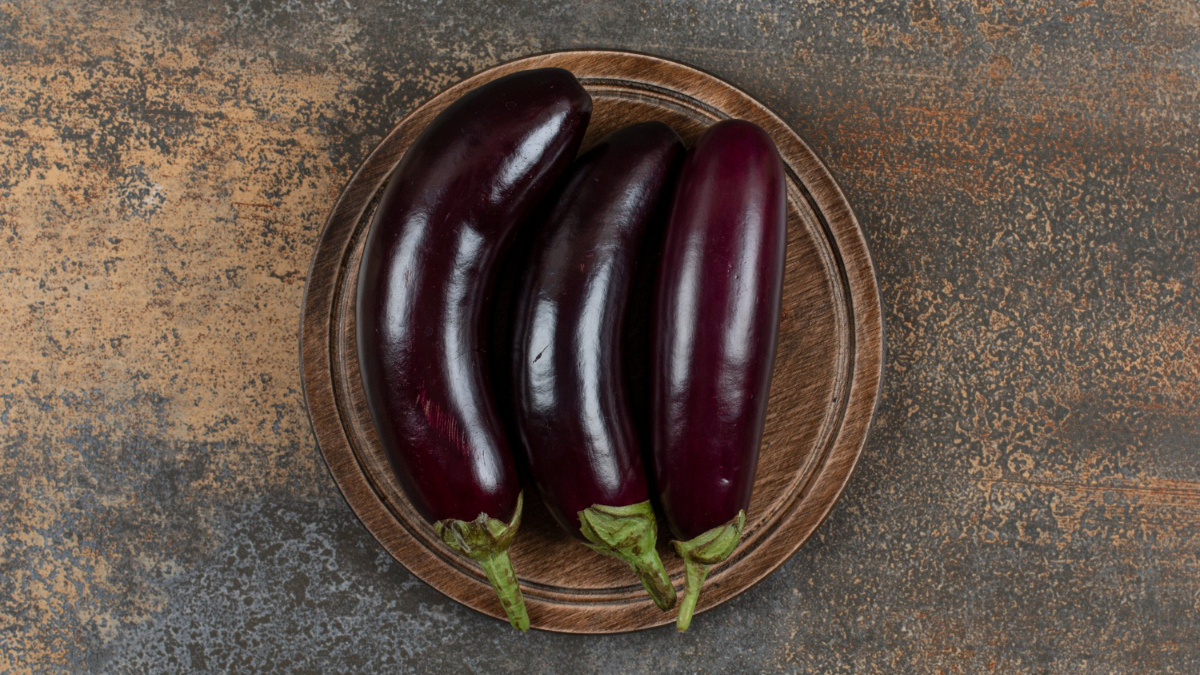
[578,501,677,611]
[671,510,746,632]
[435,492,530,631]
[676,554,710,633]
[472,548,527,630]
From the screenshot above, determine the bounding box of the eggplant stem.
[671,510,746,632]
[473,548,528,631]
[676,555,710,632]
[435,492,530,631]
[578,501,677,611]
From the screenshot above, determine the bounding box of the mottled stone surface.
[1,0,1197,672]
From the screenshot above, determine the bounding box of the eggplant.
[511,122,685,608]
[651,120,787,631]
[356,68,592,630]
[512,122,684,610]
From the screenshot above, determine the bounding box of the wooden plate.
[300,50,883,633]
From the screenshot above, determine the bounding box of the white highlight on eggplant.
[383,209,429,345]
[575,260,619,491]
[492,111,569,205]
[439,224,502,493]
[527,297,558,414]
[718,209,765,418]
[667,238,703,425]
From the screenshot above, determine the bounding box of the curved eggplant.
[651,119,787,630]
[356,68,592,630]
[512,122,684,610]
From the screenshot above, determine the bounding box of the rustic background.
[2,0,1197,672]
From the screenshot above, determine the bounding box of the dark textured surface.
[1,1,1197,672]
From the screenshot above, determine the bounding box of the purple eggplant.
[356,68,591,630]
[651,120,787,630]
[512,122,684,610]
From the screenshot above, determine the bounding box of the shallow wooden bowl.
[300,50,884,633]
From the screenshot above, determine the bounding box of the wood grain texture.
[300,50,884,633]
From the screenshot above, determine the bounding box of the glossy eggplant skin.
[651,120,787,542]
[356,68,592,526]
[513,122,684,538]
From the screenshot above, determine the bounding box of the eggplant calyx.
[671,510,746,632]
[578,501,677,611]
[435,492,529,631]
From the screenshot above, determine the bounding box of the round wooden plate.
[300,50,883,633]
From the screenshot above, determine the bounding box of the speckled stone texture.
[1,0,1197,672]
